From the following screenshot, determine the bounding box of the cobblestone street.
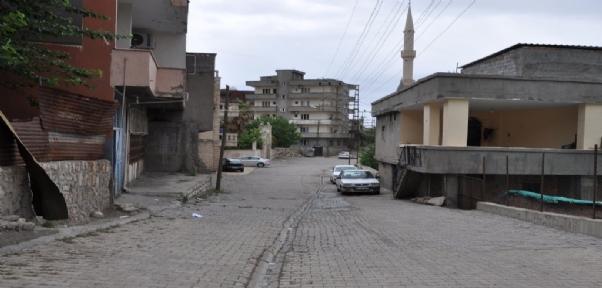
[2,157,602,287]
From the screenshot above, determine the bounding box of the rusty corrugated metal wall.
[0,87,118,167]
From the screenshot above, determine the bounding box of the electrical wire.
[336,0,384,80]
[323,0,359,77]
[349,1,407,84]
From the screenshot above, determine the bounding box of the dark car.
[222,158,244,172]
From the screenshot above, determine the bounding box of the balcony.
[288,92,340,99]
[300,132,350,139]
[291,120,334,125]
[111,49,186,99]
[289,105,343,113]
[252,106,277,112]
[246,80,278,87]
[246,93,277,100]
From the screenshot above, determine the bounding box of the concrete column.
[399,110,423,145]
[442,99,469,146]
[423,103,441,145]
[577,103,602,150]
[444,175,459,208]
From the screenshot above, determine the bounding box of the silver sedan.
[335,170,380,195]
[239,156,271,167]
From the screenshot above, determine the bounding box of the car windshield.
[341,171,375,179]
[334,166,356,172]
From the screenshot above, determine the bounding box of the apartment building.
[246,70,358,156]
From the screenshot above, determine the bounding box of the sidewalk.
[0,172,213,255]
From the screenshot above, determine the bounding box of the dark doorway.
[467,117,482,147]
[313,146,323,156]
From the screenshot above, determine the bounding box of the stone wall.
[0,165,34,219]
[461,49,520,76]
[0,160,111,224]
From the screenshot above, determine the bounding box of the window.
[394,113,397,121]
[262,101,270,107]
[262,88,270,94]
[302,140,308,146]
[329,140,334,146]
[272,89,277,93]
[272,114,276,117]
[381,126,385,141]
[38,0,83,45]
[282,82,287,86]
[301,88,310,93]
[280,107,286,112]
[337,140,341,146]
[300,127,308,133]
[282,95,286,99]
[295,101,298,104]
[272,101,276,105]
[301,114,309,120]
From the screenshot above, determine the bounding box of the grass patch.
[78,231,99,238]
[59,237,75,244]
[204,188,230,197]
[41,221,56,228]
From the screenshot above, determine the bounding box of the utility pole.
[216,85,230,190]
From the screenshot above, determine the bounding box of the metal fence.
[458,145,601,219]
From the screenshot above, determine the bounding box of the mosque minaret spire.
[397,3,416,92]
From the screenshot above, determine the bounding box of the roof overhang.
[371,73,602,116]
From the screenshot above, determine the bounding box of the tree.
[246,115,301,148]
[227,100,254,135]
[359,145,378,170]
[0,0,128,102]
[238,128,263,149]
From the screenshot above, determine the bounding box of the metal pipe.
[594,145,598,219]
[482,157,485,203]
[540,153,545,212]
[506,155,509,206]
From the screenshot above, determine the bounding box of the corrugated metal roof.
[0,118,49,166]
[460,43,602,69]
[38,87,118,135]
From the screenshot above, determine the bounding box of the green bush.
[359,145,378,170]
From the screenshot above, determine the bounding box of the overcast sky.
[187,0,602,125]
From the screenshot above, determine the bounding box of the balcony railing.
[246,93,277,100]
[300,132,350,139]
[291,120,334,125]
[252,106,277,112]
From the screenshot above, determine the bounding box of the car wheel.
[257,163,265,168]
[240,169,244,172]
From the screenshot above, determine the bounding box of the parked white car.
[329,165,358,184]
[335,170,380,195]
[338,151,356,159]
[239,156,271,167]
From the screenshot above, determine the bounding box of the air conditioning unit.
[131,33,155,49]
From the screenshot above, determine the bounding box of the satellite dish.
[131,34,144,46]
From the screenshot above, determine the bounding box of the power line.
[418,0,476,57]
[414,0,435,28]
[363,0,476,101]
[416,0,442,30]
[361,0,455,96]
[337,0,384,80]
[349,0,406,83]
[416,0,453,41]
[323,0,359,77]
[333,0,382,79]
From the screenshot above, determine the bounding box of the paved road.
[2,157,602,287]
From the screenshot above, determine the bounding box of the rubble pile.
[274,148,304,158]
[410,196,445,206]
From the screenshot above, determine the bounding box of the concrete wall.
[0,160,111,224]
[223,149,261,159]
[152,31,187,69]
[378,162,395,191]
[399,110,423,145]
[375,113,401,164]
[471,106,578,149]
[462,46,602,82]
[144,53,216,174]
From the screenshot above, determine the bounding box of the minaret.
[397,4,416,92]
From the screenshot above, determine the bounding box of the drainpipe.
[122,57,130,200]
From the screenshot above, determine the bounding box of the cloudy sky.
[187,0,602,126]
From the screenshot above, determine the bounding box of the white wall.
[116,3,133,49]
